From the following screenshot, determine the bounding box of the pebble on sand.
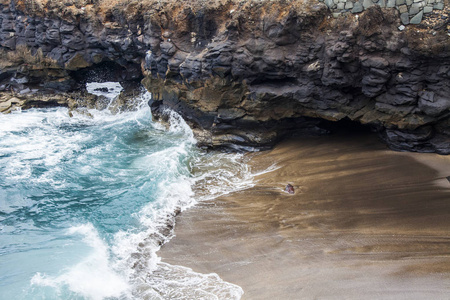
[285,184,295,194]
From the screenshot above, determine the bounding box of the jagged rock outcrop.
[0,0,449,153]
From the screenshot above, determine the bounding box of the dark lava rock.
[0,0,448,154]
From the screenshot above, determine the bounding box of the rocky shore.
[0,0,449,153]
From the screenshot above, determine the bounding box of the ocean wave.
[31,223,131,300]
[2,82,251,300]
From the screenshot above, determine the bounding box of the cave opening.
[70,61,143,86]
[318,118,376,136]
[250,76,298,86]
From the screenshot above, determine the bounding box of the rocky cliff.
[0,0,449,153]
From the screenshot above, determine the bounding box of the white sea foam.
[0,84,152,186]
[109,108,249,299]
[108,112,201,296]
[31,224,131,300]
[86,81,123,101]
[7,82,253,299]
[138,263,244,300]
[0,108,87,186]
[166,110,196,144]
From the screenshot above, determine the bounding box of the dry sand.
[159,133,450,299]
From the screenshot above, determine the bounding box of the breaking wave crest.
[1,82,251,299]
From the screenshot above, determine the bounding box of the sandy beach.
[159,132,450,299]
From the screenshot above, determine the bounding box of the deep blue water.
[0,83,247,299]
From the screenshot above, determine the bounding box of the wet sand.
[159,133,450,299]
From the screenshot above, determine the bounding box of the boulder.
[418,91,450,116]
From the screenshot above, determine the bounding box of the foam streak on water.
[0,83,249,300]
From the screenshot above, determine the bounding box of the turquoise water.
[0,83,248,299]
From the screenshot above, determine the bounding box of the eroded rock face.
[0,0,449,153]
[0,0,145,93]
[142,1,450,154]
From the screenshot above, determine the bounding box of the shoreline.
[158,132,450,299]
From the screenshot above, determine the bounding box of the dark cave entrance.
[70,61,143,86]
[318,118,376,136]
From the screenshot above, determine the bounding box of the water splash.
[31,224,131,300]
[1,82,251,300]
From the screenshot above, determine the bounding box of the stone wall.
[321,0,446,26]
